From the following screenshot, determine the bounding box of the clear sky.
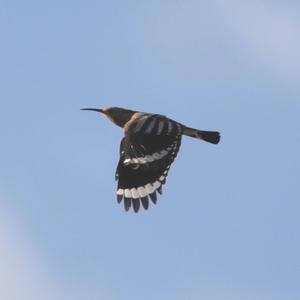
[1,1,300,299]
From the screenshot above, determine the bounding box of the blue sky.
[1,1,300,299]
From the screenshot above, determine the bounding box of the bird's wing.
[115,114,182,212]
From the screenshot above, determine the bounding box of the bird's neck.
[111,110,136,128]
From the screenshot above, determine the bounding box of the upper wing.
[115,114,182,212]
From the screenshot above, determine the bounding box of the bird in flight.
[81,107,220,213]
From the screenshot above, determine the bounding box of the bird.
[81,106,220,213]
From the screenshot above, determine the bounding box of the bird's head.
[81,106,136,128]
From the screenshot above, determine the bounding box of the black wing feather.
[115,114,182,211]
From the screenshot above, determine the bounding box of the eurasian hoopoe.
[81,107,220,213]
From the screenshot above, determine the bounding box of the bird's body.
[81,107,220,212]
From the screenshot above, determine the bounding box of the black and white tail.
[183,126,220,144]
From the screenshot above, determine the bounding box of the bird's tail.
[182,126,220,144]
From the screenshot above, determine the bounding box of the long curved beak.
[80,108,104,113]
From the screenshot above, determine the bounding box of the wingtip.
[149,191,157,204]
[132,198,140,213]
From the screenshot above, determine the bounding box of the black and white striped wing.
[115,114,182,212]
